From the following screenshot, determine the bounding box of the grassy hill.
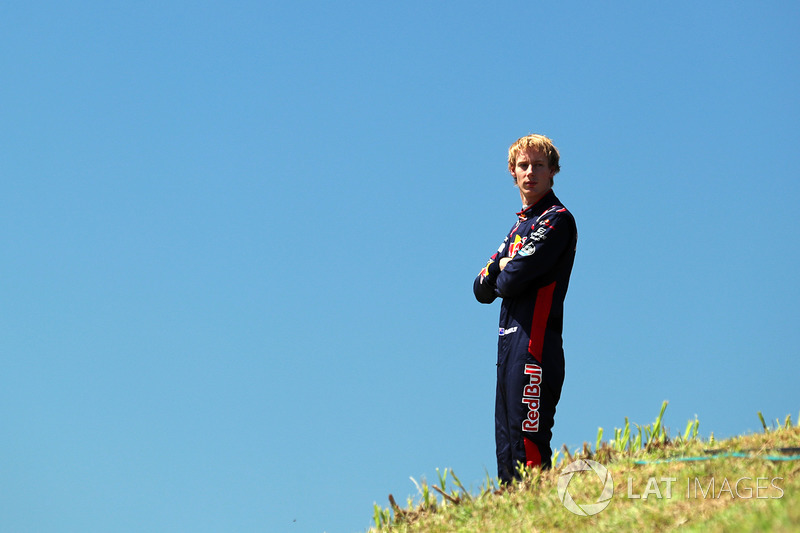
[370,404,800,532]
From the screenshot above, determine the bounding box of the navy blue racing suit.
[473,190,577,483]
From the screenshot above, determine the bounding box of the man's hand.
[499,257,512,271]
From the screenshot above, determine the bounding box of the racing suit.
[473,190,577,483]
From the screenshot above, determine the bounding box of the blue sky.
[2,1,799,532]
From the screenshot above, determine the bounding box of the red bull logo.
[522,364,541,432]
[509,234,526,258]
[479,259,493,279]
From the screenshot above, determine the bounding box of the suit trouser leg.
[499,351,564,479]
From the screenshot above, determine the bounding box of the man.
[473,134,577,484]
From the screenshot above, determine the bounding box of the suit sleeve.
[495,210,575,298]
[474,229,512,304]
[473,252,502,304]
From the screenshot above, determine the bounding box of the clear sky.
[2,2,799,532]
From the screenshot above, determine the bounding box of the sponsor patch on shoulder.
[517,241,536,257]
[529,225,548,242]
[499,326,518,336]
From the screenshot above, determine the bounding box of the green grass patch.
[370,404,800,532]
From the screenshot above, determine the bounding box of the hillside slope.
[371,408,800,532]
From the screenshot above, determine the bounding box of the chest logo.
[508,234,527,258]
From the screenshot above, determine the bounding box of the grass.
[370,404,800,532]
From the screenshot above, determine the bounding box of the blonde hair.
[508,134,561,178]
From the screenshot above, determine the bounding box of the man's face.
[513,149,555,206]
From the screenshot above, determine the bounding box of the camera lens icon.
[557,459,614,516]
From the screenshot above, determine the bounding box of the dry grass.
[370,409,800,533]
